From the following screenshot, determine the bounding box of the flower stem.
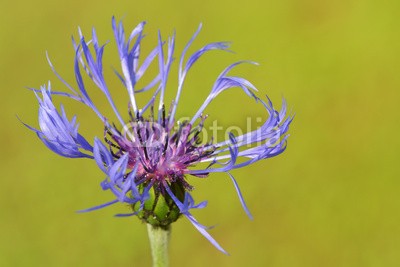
[147,224,170,267]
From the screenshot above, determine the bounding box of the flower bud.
[133,182,185,228]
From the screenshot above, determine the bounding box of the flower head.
[26,17,293,254]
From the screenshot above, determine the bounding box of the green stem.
[147,224,170,267]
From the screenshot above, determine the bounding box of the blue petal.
[114,212,138,217]
[169,24,230,125]
[227,173,253,220]
[74,45,101,116]
[79,37,124,125]
[26,84,93,158]
[77,199,119,213]
[191,61,258,124]
[188,133,238,175]
[93,138,114,173]
[163,183,185,211]
[112,18,147,113]
[108,154,129,183]
[183,213,229,255]
[46,52,79,95]
[183,42,230,77]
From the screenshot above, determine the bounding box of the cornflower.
[25,17,292,261]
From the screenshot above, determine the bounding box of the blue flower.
[26,17,293,254]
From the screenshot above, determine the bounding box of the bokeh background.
[1,0,399,266]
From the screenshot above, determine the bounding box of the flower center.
[104,112,214,193]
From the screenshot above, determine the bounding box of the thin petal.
[227,173,253,220]
[184,213,229,255]
[77,199,119,213]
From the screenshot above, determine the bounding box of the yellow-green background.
[1,0,399,266]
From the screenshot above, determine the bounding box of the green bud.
[132,182,185,228]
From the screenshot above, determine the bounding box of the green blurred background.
[1,0,400,266]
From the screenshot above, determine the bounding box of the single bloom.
[26,17,293,254]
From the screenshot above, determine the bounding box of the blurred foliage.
[1,0,400,266]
